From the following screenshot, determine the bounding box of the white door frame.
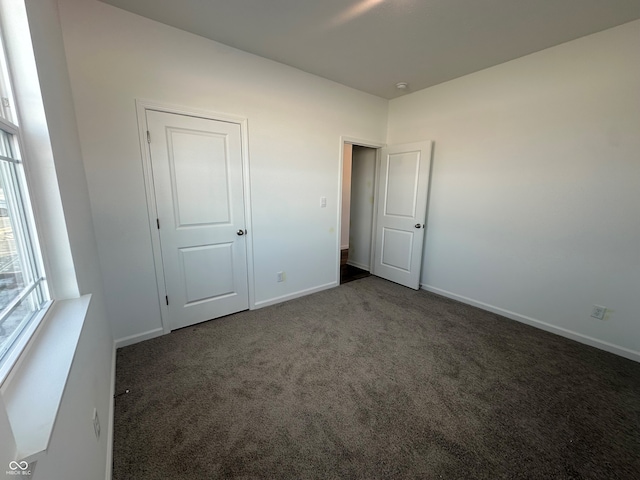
[136,99,255,334]
[337,136,384,283]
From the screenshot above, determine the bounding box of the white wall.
[387,20,640,360]
[57,0,388,343]
[0,1,114,478]
[0,395,16,472]
[341,144,353,249]
[348,146,376,270]
[29,302,113,480]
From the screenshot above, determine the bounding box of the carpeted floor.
[113,276,640,479]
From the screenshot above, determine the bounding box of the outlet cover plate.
[591,305,607,320]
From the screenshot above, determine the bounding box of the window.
[0,26,49,368]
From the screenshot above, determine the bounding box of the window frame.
[0,19,51,383]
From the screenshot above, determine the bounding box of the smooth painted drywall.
[25,0,114,477]
[57,0,388,342]
[348,146,376,270]
[387,20,640,358]
[0,0,77,300]
[0,395,16,471]
[0,1,114,478]
[24,0,108,304]
[29,301,113,480]
[341,144,353,249]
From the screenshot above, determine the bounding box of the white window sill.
[1,295,91,462]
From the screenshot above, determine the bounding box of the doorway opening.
[339,138,434,290]
[340,143,378,285]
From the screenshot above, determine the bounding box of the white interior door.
[146,110,249,330]
[373,141,432,289]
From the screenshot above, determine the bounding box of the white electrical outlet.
[92,408,101,440]
[277,271,285,282]
[320,197,327,208]
[591,305,607,320]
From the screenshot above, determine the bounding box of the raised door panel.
[381,228,413,272]
[179,243,235,304]
[169,129,231,227]
[384,151,420,218]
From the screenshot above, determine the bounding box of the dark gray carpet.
[113,276,640,479]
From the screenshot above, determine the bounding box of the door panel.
[146,110,249,330]
[169,129,231,226]
[373,141,432,289]
[381,228,413,271]
[180,243,235,304]
[384,152,420,217]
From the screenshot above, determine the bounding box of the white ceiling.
[98,0,640,99]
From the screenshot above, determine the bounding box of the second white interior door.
[373,141,432,289]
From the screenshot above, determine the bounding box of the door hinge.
[166,295,169,306]
[147,130,151,143]
[156,218,160,229]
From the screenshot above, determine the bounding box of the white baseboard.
[105,344,116,480]
[420,284,640,363]
[340,244,349,250]
[253,282,338,309]
[114,327,164,349]
[346,260,370,271]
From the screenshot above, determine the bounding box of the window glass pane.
[0,128,15,159]
[0,183,27,306]
[0,288,41,359]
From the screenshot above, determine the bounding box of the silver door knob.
[237,229,245,236]
[415,224,422,229]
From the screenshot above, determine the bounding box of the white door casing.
[373,141,432,289]
[146,109,249,330]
